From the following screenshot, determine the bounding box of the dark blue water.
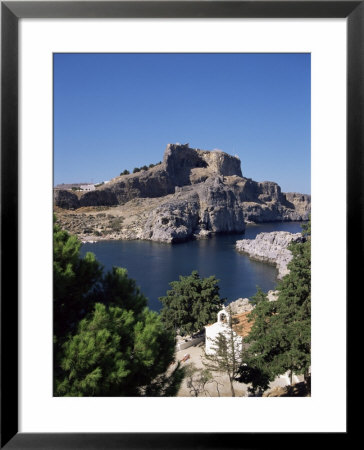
[81,222,303,311]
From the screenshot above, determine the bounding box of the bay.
[81,221,304,311]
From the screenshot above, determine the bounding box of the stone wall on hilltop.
[163,143,243,185]
[196,147,243,177]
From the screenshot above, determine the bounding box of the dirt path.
[174,344,304,397]
[175,344,247,397]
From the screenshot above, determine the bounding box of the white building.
[205,309,251,357]
[206,308,306,388]
[80,184,95,191]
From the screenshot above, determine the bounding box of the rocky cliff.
[227,289,278,314]
[141,176,245,242]
[54,144,310,243]
[236,231,305,279]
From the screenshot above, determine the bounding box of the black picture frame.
[1,1,358,448]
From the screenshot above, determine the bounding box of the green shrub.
[109,217,124,231]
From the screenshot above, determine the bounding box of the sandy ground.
[174,343,303,397]
[175,343,247,397]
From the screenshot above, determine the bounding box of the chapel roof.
[231,311,254,338]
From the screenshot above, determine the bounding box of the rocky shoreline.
[54,144,311,243]
[236,231,305,279]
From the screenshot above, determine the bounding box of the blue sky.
[54,53,310,194]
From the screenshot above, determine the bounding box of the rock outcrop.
[227,298,254,314]
[282,192,311,220]
[236,231,305,279]
[141,176,245,242]
[267,290,279,302]
[53,189,80,210]
[54,144,311,242]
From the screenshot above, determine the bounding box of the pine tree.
[53,218,102,341]
[237,219,311,395]
[274,222,311,383]
[159,270,224,335]
[54,217,184,396]
[236,288,279,395]
[55,303,181,396]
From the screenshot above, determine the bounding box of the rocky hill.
[54,144,311,243]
